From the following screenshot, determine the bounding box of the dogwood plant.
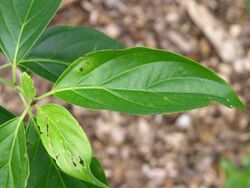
[0,0,245,187]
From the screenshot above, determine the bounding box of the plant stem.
[19,92,28,107]
[0,77,16,89]
[34,90,54,101]
[20,104,31,122]
[12,63,17,85]
[0,63,11,71]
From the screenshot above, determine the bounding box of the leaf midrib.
[52,84,230,110]
[8,119,23,172]
[13,0,35,64]
[0,118,23,188]
[54,77,228,95]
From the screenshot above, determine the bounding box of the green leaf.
[21,72,37,100]
[19,25,124,82]
[27,119,109,188]
[37,104,108,188]
[0,0,61,63]
[52,47,245,115]
[0,105,15,124]
[248,0,250,14]
[88,157,109,186]
[0,118,29,188]
[221,158,250,188]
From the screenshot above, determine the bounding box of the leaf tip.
[227,92,246,110]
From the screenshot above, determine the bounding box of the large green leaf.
[0,118,29,188]
[0,0,61,63]
[0,105,15,124]
[19,26,124,82]
[27,120,109,188]
[37,104,108,188]
[52,47,245,115]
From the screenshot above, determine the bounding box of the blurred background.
[1,0,250,187]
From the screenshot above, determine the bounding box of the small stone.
[142,165,166,183]
[176,114,192,129]
[164,133,186,149]
[103,24,121,38]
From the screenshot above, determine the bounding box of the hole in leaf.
[72,159,77,167]
[79,156,84,167]
[79,67,84,72]
[56,154,60,160]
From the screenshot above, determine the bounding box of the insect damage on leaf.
[79,157,85,166]
[37,104,107,187]
[55,154,60,160]
[79,67,85,72]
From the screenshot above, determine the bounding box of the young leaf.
[27,120,109,188]
[0,118,29,188]
[21,72,37,100]
[0,0,61,63]
[19,26,124,82]
[0,105,15,124]
[53,47,245,115]
[37,104,108,188]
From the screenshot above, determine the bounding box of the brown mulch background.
[1,0,250,187]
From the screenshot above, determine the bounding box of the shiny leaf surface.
[0,105,15,124]
[53,47,244,114]
[0,0,61,63]
[19,26,124,82]
[0,118,29,188]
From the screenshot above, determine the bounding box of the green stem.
[0,63,11,71]
[12,63,17,85]
[19,91,35,135]
[19,105,31,122]
[34,90,54,101]
[19,92,28,107]
[0,77,16,89]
